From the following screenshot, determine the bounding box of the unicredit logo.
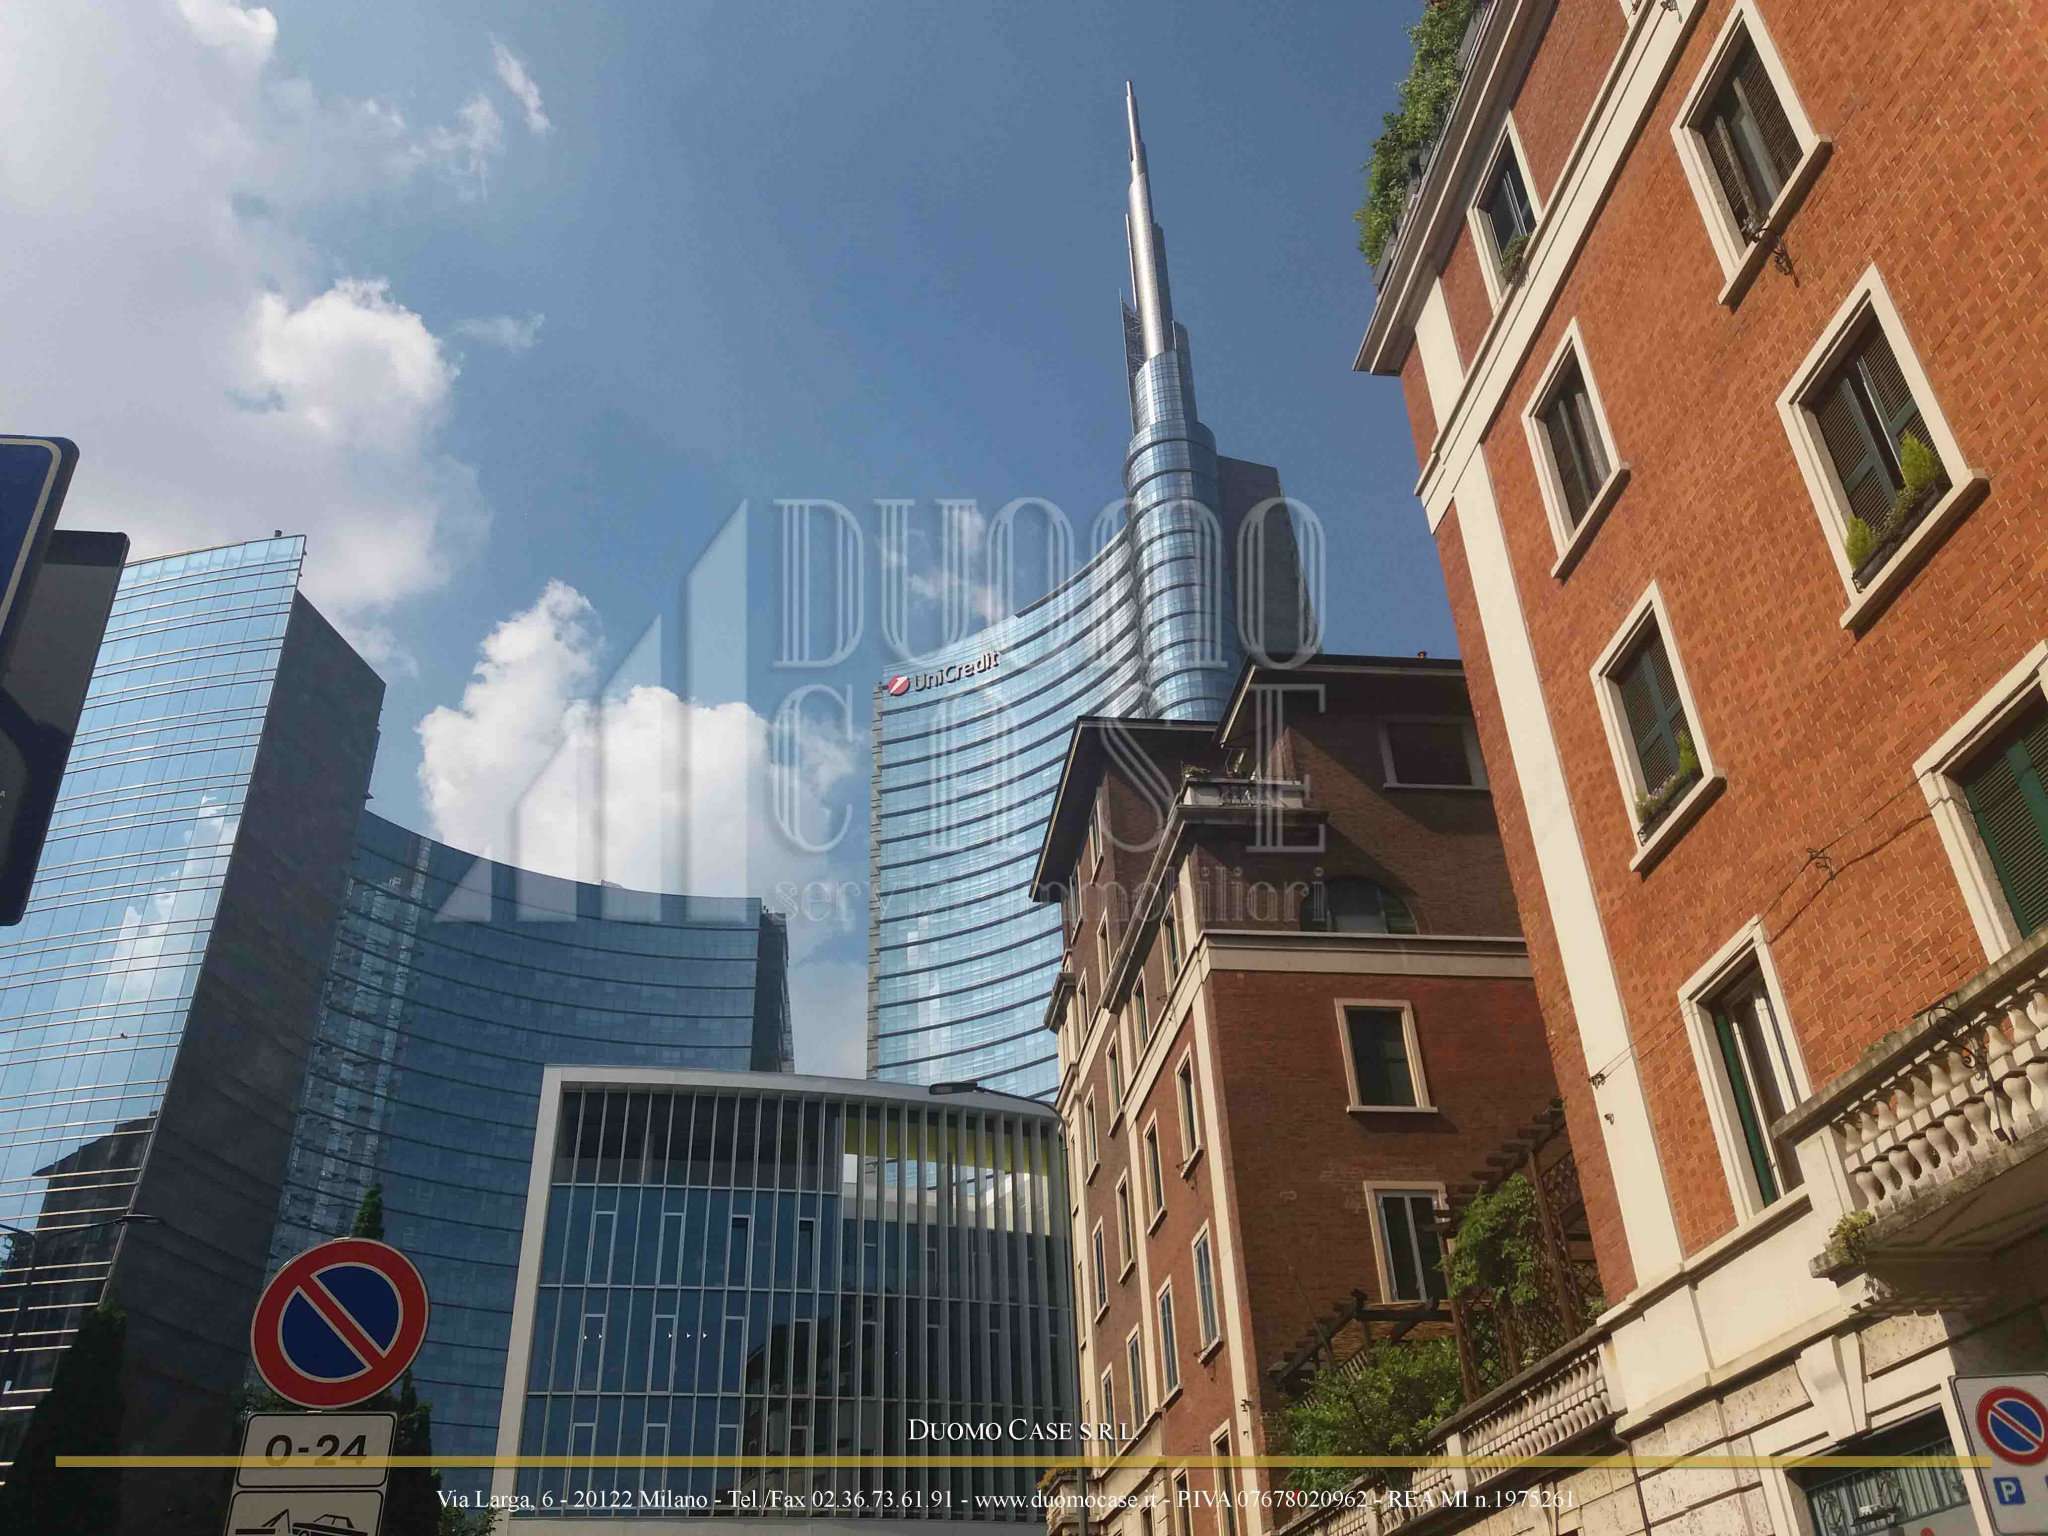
[882,652,1001,697]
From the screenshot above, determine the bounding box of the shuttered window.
[1538,361,1612,526]
[1481,151,1535,277]
[1961,700,2048,938]
[1615,626,1694,805]
[1705,966,1804,1209]
[1697,37,1803,235]
[1810,323,1944,536]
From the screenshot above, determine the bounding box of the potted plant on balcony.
[1633,730,1700,836]
[1845,433,1948,588]
[1497,231,1532,287]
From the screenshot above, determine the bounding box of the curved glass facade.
[867,104,1303,1100]
[499,1071,1072,1521]
[268,815,794,1491]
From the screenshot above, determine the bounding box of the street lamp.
[0,1211,161,1397]
[927,1079,1048,1109]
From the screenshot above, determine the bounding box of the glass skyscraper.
[867,88,1309,1098]
[496,1069,1072,1522]
[269,814,794,1489]
[0,537,386,1522]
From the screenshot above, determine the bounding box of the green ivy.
[1281,1337,1464,1492]
[1448,1175,1603,1387]
[1356,0,1478,266]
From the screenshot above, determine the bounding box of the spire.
[1123,81,1174,360]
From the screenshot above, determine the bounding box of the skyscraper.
[867,87,1308,1099]
[0,538,385,1503]
[268,813,793,1490]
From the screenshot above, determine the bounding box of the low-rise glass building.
[495,1069,1073,1526]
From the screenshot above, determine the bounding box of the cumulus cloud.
[418,582,867,1069]
[0,0,533,647]
[492,40,552,135]
[454,312,546,352]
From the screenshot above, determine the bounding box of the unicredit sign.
[883,652,1001,697]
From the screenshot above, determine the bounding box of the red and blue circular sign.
[1978,1386,2048,1466]
[251,1238,430,1408]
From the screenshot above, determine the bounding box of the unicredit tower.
[867,86,1310,1099]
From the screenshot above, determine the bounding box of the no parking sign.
[1953,1375,2048,1535]
[250,1238,429,1409]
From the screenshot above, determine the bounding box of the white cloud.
[454,312,546,352]
[0,1,529,647]
[418,582,867,1072]
[491,40,552,135]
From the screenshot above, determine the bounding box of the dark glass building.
[268,816,794,1489]
[0,538,384,1524]
[496,1069,1072,1525]
[867,88,1309,1099]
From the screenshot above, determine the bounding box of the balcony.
[1781,927,2048,1308]
[1177,772,1310,811]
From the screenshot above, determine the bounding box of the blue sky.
[2,0,1442,1069]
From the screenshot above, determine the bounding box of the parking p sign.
[1953,1375,2048,1535]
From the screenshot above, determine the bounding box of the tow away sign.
[1953,1375,2048,1534]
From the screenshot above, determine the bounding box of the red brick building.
[1346,2,2048,1534]
[1029,656,1561,1536]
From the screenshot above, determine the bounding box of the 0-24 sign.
[238,1411,394,1490]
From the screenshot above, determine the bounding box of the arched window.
[1302,877,1418,936]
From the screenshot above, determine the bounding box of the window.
[1592,588,1719,861]
[1116,1177,1136,1274]
[1303,878,1417,936]
[1085,1094,1100,1171]
[1174,1054,1201,1161]
[1108,1042,1124,1109]
[1212,1429,1238,1536]
[1096,918,1111,986]
[1380,718,1485,789]
[1191,1229,1220,1347]
[1171,1472,1194,1536]
[1100,1368,1116,1437]
[1696,38,1801,238]
[1131,979,1150,1046]
[1703,964,1805,1209]
[1519,322,1629,573]
[1142,1121,1166,1224]
[1339,1005,1425,1109]
[1475,137,1536,290]
[1126,1329,1148,1425]
[1537,360,1611,527]
[1090,1222,1108,1314]
[1374,1189,1447,1303]
[1089,804,1105,867]
[1161,897,1182,975]
[1779,269,1979,621]
[1957,699,2048,940]
[1156,1283,1181,1396]
[1795,1414,1969,1536]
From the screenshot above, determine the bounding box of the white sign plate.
[238,1412,395,1490]
[225,1488,383,1536]
[1952,1374,2048,1536]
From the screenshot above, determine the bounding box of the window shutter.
[1544,400,1594,521]
[1733,42,1802,187]
[1963,705,2048,937]
[1711,1005,1780,1206]
[1814,371,1896,527]
[1857,331,1942,489]
[1570,383,1611,488]
[1618,635,1685,791]
[1703,111,1760,231]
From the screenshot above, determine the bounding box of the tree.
[352,1182,387,1241]
[1281,1336,1463,1493]
[0,1303,126,1535]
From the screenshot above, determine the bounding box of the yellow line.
[55,1455,1991,1471]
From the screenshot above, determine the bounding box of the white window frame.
[1211,1424,1239,1536]
[1377,716,1489,791]
[1100,1366,1116,1438]
[1914,642,2048,961]
[1161,880,1184,977]
[1677,918,1813,1222]
[1125,1325,1149,1426]
[1131,977,1150,1047]
[1107,1038,1125,1121]
[1466,115,1543,308]
[1142,1116,1167,1230]
[1170,1471,1194,1536]
[1334,998,1433,1113]
[1190,1224,1221,1352]
[1085,1092,1100,1176]
[1364,1181,1449,1305]
[1669,1,1831,307]
[1173,1048,1202,1166]
[1116,1174,1136,1279]
[1589,581,1724,872]
[1776,264,1987,631]
[1520,320,1629,577]
[1156,1278,1182,1397]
